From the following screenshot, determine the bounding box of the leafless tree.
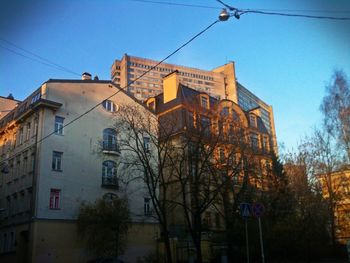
[299,129,345,248]
[112,104,179,263]
[321,70,350,162]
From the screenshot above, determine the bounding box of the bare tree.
[321,70,350,162]
[300,129,344,248]
[112,104,176,263]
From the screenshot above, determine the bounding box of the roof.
[153,84,269,134]
[0,79,153,130]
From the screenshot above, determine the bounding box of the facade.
[145,71,274,262]
[320,169,350,244]
[0,76,158,263]
[0,95,20,120]
[111,54,276,151]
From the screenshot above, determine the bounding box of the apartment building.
[0,95,20,120]
[320,169,350,244]
[144,71,274,262]
[111,54,277,151]
[0,74,158,263]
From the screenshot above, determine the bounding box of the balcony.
[102,176,118,189]
[102,142,120,155]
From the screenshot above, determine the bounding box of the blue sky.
[1,0,349,150]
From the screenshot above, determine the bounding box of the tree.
[276,149,330,261]
[321,70,350,162]
[113,104,175,263]
[77,196,130,259]
[302,129,344,249]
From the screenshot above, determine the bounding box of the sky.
[0,0,349,151]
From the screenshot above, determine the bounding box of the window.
[215,213,221,228]
[52,151,62,171]
[201,96,209,109]
[30,153,35,174]
[144,197,151,216]
[250,133,259,150]
[30,93,41,104]
[102,161,118,187]
[204,212,212,227]
[262,136,269,152]
[221,107,229,117]
[33,118,38,137]
[143,137,150,153]
[219,148,225,163]
[102,100,117,112]
[200,116,211,135]
[49,189,60,209]
[188,111,195,129]
[23,154,28,175]
[26,123,31,140]
[19,128,24,145]
[54,116,64,135]
[103,128,119,152]
[249,114,257,128]
[190,162,196,177]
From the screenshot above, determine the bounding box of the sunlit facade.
[111,54,277,151]
[0,77,158,262]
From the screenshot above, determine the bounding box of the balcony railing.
[102,142,120,154]
[102,176,118,189]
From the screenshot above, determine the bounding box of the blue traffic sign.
[240,202,251,219]
[252,203,265,218]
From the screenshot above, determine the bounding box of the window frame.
[144,197,151,216]
[54,116,64,135]
[52,151,63,171]
[103,128,119,153]
[49,188,61,209]
[102,100,117,112]
[102,160,118,188]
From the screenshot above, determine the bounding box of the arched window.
[103,128,119,152]
[102,100,117,112]
[102,161,118,188]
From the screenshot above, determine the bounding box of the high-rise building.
[111,54,277,150]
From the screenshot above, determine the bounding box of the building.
[144,71,274,262]
[0,95,20,120]
[0,74,158,263]
[320,169,350,244]
[111,54,276,151]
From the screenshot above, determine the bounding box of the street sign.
[240,202,251,219]
[252,203,265,218]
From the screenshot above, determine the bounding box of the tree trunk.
[162,225,173,263]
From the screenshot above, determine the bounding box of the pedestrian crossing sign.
[240,202,251,219]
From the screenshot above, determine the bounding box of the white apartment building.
[0,74,158,263]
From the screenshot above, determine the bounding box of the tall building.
[111,54,277,150]
[0,74,158,263]
[143,71,274,262]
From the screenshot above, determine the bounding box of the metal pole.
[258,217,265,263]
[245,219,250,263]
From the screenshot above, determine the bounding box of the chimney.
[82,72,92,80]
[163,70,179,103]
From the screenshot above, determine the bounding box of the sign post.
[252,203,265,263]
[240,202,251,263]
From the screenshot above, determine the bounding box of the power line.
[0,19,220,164]
[125,0,220,9]
[216,0,350,20]
[239,9,350,21]
[0,39,80,76]
[126,0,350,14]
